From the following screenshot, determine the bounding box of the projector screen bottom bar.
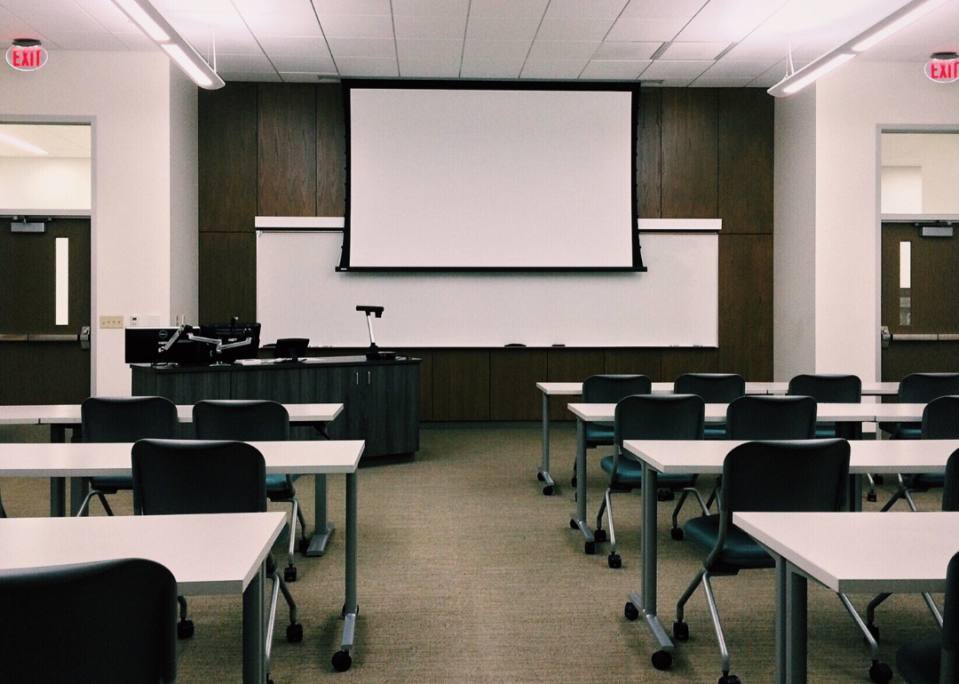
[336,266,648,273]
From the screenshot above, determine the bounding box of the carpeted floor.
[0,423,945,683]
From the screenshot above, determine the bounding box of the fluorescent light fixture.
[768,0,952,97]
[110,0,224,89]
[0,131,48,155]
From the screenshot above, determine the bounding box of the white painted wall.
[0,51,195,395]
[0,156,91,209]
[773,87,817,381]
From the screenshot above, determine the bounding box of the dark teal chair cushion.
[896,637,941,684]
[90,475,132,492]
[586,422,614,446]
[599,456,695,489]
[266,473,300,495]
[684,515,774,570]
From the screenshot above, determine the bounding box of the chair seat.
[880,422,922,439]
[90,475,133,492]
[704,425,726,440]
[599,456,696,489]
[815,423,838,438]
[586,422,614,447]
[904,473,945,490]
[684,515,774,570]
[896,637,941,684]
[266,473,299,496]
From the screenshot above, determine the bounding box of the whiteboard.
[256,231,718,348]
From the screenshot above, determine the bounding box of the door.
[0,218,91,404]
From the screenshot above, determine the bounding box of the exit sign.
[925,55,959,83]
[5,41,47,71]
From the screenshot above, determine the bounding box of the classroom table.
[619,437,959,672]
[0,512,287,684]
[735,511,959,684]
[533,382,899,494]
[0,403,343,556]
[0,438,364,671]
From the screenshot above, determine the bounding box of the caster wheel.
[866,623,880,642]
[268,678,274,684]
[284,566,297,583]
[331,650,352,672]
[570,519,578,530]
[594,529,608,543]
[657,488,675,502]
[571,476,577,487]
[869,662,893,684]
[608,553,621,568]
[298,538,311,554]
[585,541,596,555]
[287,622,304,643]
[874,475,885,485]
[542,485,554,495]
[177,619,195,640]
[671,527,685,541]
[537,472,545,482]
[651,650,672,670]
[867,491,878,503]
[673,621,689,641]
[624,602,639,621]
[718,675,741,684]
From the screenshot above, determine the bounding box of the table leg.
[850,473,863,512]
[538,392,555,495]
[785,561,808,684]
[242,562,266,684]
[627,463,674,660]
[775,557,786,684]
[570,418,594,552]
[340,472,358,663]
[49,424,68,517]
[306,474,335,557]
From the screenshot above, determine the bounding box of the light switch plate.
[100,315,123,329]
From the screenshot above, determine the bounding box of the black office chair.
[193,399,308,582]
[76,396,179,516]
[574,375,652,487]
[882,395,959,512]
[132,438,303,679]
[896,550,959,684]
[674,373,745,439]
[0,558,177,683]
[673,439,850,684]
[274,338,309,361]
[879,373,959,440]
[787,373,862,436]
[594,394,708,568]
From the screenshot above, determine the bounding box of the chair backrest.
[614,394,705,444]
[725,395,817,440]
[132,439,266,516]
[921,396,959,440]
[81,396,179,443]
[787,374,862,403]
[193,399,290,441]
[721,439,850,513]
[582,375,651,404]
[274,338,309,359]
[942,448,959,512]
[899,373,959,404]
[673,373,745,403]
[942,551,959,678]
[0,558,177,683]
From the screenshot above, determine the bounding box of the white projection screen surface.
[343,84,639,270]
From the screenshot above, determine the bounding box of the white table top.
[0,403,343,425]
[569,402,928,424]
[0,439,365,477]
[734,511,959,594]
[623,438,959,475]
[0,512,286,596]
[537,381,899,397]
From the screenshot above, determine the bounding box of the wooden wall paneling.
[661,348,719,382]
[199,232,256,323]
[882,342,959,381]
[546,349,605,421]
[397,349,434,421]
[638,88,662,218]
[880,223,906,334]
[490,349,548,420]
[257,84,317,216]
[198,84,258,232]
[718,234,773,380]
[660,89,718,219]
[431,350,490,421]
[604,348,663,380]
[718,89,774,235]
[316,84,347,217]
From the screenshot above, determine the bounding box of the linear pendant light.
[111,0,224,89]
[768,0,952,97]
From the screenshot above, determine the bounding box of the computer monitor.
[273,338,310,361]
[197,321,261,363]
[125,327,206,365]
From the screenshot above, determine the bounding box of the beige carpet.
[0,423,945,683]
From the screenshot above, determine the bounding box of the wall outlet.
[129,316,139,327]
[99,315,124,329]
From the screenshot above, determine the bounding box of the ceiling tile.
[580,59,648,79]
[311,0,391,15]
[238,10,323,37]
[459,56,524,78]
[643,77,695,86]
[221,70,282,82]
[114,31,158,51]
[396,38,463,62]
[520,59,587,79]
[279,71,337,82]
[155,0,237,13]
[42,31,126,50]
[335,55,398,77]
[606,18,688,43]
[639,59,712,79]
[327,37,395,59]
[213,53,274,71]
[255,35,331,56]
[676,0,790,43]
[398,56,462,78]
[462,39,532,63]
[71,0,137,33]
[703,59,772,78]
[592,41,661,60]
[528,40,599,61]
[661,41,730,60]
[1,0,101,34]
[692,77,753,87]
[394,14,466,41]
[465,15,541,41]
[392,0,470,16]
[467,0,549,18]
[318,13,393,39]
[543,0,629,19]
[619,0,707,20]
[270,52,336,73]
[536,16,615,41]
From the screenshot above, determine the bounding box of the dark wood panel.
[718,89,773,235]
[0,343,90,405]
[546,349,604,421]
[153,369,232,405]
[316,84,347,217]
[258,83,317,216]
[198,232,256,323]
[198,83,257,232]
[880,223,904,334]
[397,349,433,421]
[661,89,718,219]
[490,349,547,420]
[638,88,662,219]
[604,349,663,380]
[431,350,490,421]
[661,349,719,382]
[882,342,959,382]
[718,233,773,380]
